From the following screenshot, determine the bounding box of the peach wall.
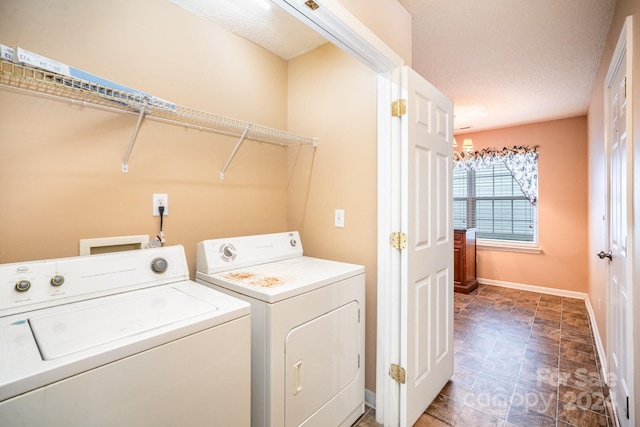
[456,116,589,293]
[586,0,640,412]
[0,0,292,276]
[287,43,379,392]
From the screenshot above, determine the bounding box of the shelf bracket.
[121,101,148,172]
[220,124,251,180]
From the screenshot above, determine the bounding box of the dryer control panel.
[196,231,304,274]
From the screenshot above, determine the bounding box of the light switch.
[334,209,345,228]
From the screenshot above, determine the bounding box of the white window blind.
[453,161,537,242]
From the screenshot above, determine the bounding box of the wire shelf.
[0,59,318,148]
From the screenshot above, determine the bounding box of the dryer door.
[285,301,361,426]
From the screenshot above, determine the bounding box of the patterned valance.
[454,145,539,205]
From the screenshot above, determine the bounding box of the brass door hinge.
[390,364,406,384]
[391,99,407,117]
[391,232,407,249]
[304,0,319,11]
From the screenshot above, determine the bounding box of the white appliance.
[195,231,365,427]
[0,245,251,427]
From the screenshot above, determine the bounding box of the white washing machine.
[0,245,251,427]
[196,231,365,427]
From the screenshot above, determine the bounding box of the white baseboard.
[478,277,608,383]
[583,297,608,384]
[478,277,588,300]
[365,388,376,409]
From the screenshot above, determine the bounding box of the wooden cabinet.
[454,228,478,293]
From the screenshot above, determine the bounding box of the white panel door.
[399,65,454,427]
[605,22,632,427]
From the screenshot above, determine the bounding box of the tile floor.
[352,284,614,427]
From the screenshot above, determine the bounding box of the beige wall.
[339,0,412,65]
[587,0,640,411]
[287,43,379,393]
[456,116,589,293]
[285,0,410,394]
[0,0,409,396]
[0,0,291,275]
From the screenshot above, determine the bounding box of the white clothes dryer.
[196,231,365,427]
[0,245,251,427]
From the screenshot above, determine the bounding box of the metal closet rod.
[0,59,318,177]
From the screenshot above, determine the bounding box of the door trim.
[269,0,402,72]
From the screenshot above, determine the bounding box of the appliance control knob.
[151,257,168,274]
[15,280,31,292]
[221,244,236,260]
[50,275,65,287]
[290,239,298,247]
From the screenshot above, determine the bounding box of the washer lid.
[30,286,217,360]
[0,280,250,403]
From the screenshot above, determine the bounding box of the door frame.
[604,14,635,426]
[269,1,404,424]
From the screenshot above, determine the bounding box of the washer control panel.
[150,257,169,273]
[15,279,31,292]
[50,275,65,286]
[0,245,188,317]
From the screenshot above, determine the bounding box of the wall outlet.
[334,209,345,228]
[153,193,168,216]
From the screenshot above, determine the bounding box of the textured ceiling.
[170,0,327,60]
[171,0,617,133]
[398,0,617,133]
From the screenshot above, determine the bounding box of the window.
[453,159,537,243]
